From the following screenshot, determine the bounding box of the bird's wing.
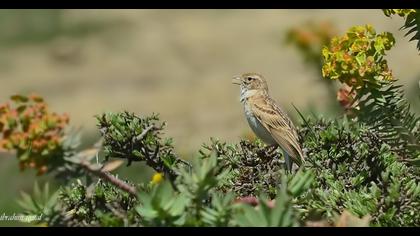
[249,96,304,166]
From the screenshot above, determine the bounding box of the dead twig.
[78,160,138,198]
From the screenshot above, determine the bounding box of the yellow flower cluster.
[322,25,395,88]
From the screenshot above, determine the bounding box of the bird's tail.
[284,145,305,172]
[284,151,293,173]
[296,145,305,166]
[288,144,304,167]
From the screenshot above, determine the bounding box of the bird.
[232,72,304,172]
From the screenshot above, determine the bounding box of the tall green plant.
[322,25,420,161]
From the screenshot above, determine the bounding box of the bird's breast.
[243,102,277,145]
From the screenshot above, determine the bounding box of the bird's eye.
[247,77,253,81]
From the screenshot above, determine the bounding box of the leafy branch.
[97,112,190,182]
[383,9,420,51]
[321,25,420,161]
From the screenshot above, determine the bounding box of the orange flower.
[50,135,61,144]
[37,165,48,176]
[1,94,69,175]
[297,31,317,45]
[29,161,36,168]
[19,161,26,171]
[0,139,10,150]
[337,85,356,111]
[32,139,48,150]
[29,94,44,103]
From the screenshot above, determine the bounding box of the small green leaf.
[11,95,29,103]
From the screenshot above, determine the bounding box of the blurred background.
[0,9,419,226]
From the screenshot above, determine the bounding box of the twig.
[133,125,154,142]
[152,144,159,159]
[105,203,127,220]
[173,155,193,175]
[176,158,192,169]
[78,161,138,198]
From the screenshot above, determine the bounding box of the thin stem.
[133,125,154,142]
[78,160,138,198]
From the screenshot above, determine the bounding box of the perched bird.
[232,72,304,171]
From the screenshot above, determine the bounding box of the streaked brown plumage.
[232,72,304,170]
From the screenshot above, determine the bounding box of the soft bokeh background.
[0,9,419,226]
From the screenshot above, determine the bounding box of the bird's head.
[232,72,269,94]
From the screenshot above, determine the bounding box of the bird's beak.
[232,76,241,85]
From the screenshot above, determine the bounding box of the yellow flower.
[151,172,164,185]
[36,222,48,227]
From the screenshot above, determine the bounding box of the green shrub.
[298,117,420,226]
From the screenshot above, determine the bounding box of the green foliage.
[233,183,298,227]
[136,154,230,226]
[200,138,284,198]
[15,112,314,227]
[200,192,236,226]
[137,155,233,226]
[136,155,235,226]
[298,117,420,226]
[354,85,420,159]
[58,179,140,226]
[322,25,420,161]
[383,9,420,51]
[17,182,61,226]
[136,154,312,227]
[136,181,189,226]
[14,108,420,227]
[383,9,417,17]
[97,112,187,181]
[199,138,313,199]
